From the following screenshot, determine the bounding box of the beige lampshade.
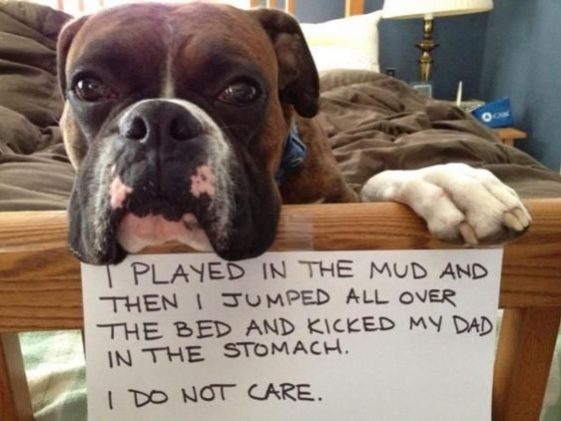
[382,0,493,19]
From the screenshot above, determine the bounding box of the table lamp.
[382,0,493,82]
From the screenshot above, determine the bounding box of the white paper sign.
[81,249,502,421]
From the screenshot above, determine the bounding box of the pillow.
[300,11,382,73]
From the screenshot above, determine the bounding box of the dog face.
[58,3,319,264]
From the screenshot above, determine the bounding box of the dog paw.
[361,163,532,245]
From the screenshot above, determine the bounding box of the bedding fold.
[318,70,561,198]
[0,1,72,209]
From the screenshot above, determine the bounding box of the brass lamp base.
[416,18,439,82]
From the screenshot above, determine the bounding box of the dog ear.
[248,8,319,118]
[57,16,90,168]
[57,16,89,98]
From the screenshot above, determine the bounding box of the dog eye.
[217,82,259,105]
[73,77,117,102]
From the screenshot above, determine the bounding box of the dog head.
[58,2,318,264]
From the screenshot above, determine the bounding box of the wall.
[479,0,561,171]
[379,13,489,100]
[291,0,559,170]
[295,0,488,100]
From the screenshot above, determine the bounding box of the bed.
[1,0,561,420]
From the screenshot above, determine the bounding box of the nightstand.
[493,127,527,147]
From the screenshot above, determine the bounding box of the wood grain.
[493,307,561,421]
[0,335,17,421]
[345,0,365,16]
[494,127,528,141]
[249,0,296,14]
[265,0,278,8]
[1,199,561,332]
[0,334,33,421]
[285,0,296,14]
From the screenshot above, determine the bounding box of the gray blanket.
[319,70,561,198]
[0,0,73,210]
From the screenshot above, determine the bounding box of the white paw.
[361,163,532,245]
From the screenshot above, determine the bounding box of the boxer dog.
[57,2,531,264]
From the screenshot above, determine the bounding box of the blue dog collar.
[275,124,307,185]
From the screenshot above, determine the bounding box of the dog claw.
[504,211,525,232]
[459,222,478,246]
[513,207,531,227]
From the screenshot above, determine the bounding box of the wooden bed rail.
[1,199,561,420]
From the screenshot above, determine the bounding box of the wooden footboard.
[1,199,561,420]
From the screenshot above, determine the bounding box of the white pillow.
[300,11,382,72]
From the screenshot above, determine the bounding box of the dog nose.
[119,100,203,145]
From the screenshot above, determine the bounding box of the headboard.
[249,0,365,16]
[44,0,364,17]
